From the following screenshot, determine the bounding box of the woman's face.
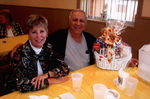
[0,15,8,25]
[28,26,48,48]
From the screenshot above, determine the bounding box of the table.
[0,64,150,99]
[0,35,28,58]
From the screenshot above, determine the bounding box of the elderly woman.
[0,9,24,38]
[2,14,69,95]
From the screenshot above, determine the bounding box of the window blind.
[80,0,138,25]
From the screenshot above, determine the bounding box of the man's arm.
[10,43,23,58]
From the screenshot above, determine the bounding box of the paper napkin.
[29,95,49,99]
[59,92,76,99]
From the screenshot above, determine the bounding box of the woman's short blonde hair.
[26,14,48,33]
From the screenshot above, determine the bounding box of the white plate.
[104,88,120,99]
[113,78,125,90]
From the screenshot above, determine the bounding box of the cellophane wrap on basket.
[94,20,132,70]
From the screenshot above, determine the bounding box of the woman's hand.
[47,76,70,85]
[31,73,48,89]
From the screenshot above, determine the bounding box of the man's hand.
[128,58,139,67]
[11,43,23,58]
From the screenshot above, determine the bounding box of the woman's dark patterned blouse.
[0,21,24,38]
[8,40,69,92]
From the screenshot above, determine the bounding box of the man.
[46,9,138,69]
[46,9,96,71]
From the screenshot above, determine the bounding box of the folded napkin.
[29,95,49,99]
[59,92,76,99]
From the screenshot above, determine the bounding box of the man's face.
[69,11,86,35]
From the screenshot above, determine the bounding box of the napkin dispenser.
[138,44,150,83]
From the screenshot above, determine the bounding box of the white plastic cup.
[93,84,107,99]
[126,77,138,96]
[71,73,83,92]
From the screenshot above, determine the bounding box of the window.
[80,0,138,25]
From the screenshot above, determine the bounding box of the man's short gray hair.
[69,9,87,21]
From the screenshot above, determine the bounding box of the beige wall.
[0,0,77,10]
[1,0,149,17]
[0,0,149,59]
[142,0,150,17]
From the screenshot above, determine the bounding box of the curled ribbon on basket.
[101,27,122,45]
[99,56,103,61]
[94,27,122,63]
[101,27,122,63]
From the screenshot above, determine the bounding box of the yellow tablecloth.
[0,64,150,99]
[0,35,28,58]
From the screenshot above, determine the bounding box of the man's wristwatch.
[47,72,50,78]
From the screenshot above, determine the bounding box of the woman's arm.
[49,51,70,77]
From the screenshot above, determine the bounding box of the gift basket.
[94,20,132,70]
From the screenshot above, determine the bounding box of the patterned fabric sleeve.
[44,43,70,77]
[10,46,24,84]
[0,24,6,38]
[47,52,70,78]
[51,52,70,77]
[11,21,25,36]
